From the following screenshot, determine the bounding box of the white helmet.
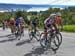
[50,13,56,19]
[19,17,23,20]
[50,13,56,17]
[56,12,61,16]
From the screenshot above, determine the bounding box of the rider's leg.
[16,25,20,35]
[44,25,48,44]
[53,23,59,33]
[11,26,14,33]
[12,25,16,33]
[21,26,24,35]
[34,25,36,33]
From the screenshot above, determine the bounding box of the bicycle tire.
[55,33,62,46]
[29,32,33,41]
[15,31,22,40]
[35,31,40,40]
[40,33,49,48]
[49,34,61,51]
[40,33,45,48]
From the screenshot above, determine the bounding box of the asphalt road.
[0,28,75,56]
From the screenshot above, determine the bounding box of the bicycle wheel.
[40,33,49,48]
[19,31,22,40]
[35,31,40,41]
[55,33,62,46]
[40,33,45,48]
[29,32,34,41]
[49,34,60,51]
[15,30,21,40]
[15,32,18,39]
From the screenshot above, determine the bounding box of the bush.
[0,24,3,27]
[63,25,75,32]
[25,24,29,28]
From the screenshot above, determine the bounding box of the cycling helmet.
[56,12,61,16]
[19,17,23,20]
[50,13,56,17]
[50,13,56,19]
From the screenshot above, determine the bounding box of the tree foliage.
[0,7,75,25]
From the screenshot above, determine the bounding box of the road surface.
[0,28,75,56]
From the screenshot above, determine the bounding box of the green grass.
[0,23,75,32]
[63,25,75,32]
[38,25,75,32]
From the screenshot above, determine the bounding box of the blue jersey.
[15,18,21,26]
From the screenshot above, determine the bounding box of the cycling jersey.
[15,17,21,27]
[9,20,15,25]
[32,19,39,26]
[44,17,55,27]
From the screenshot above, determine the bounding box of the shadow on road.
[0,33,17,43]
[0,38,15,43]
[0,33,15,38]
[24,46,45,56]
[16,39,30,46]
[24,46,55,56]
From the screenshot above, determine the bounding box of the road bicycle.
[28,28,40,41]
[15,25,24,40]
[40,28,62,52]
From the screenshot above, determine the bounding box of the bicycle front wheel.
[49,34,60,51]
[35,31,40,40]
[40,33,47,48]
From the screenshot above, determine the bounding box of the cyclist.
[31,16,39,32]
[55,12,63,31]
[9,18,16,33]
[44,13,59,43]
[44,13,63,34]
[19,17,25,34]
[28,18,40,41]
[15,16,25,34]
[2,20,6,30]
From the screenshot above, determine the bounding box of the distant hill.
[0,3,75,11]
